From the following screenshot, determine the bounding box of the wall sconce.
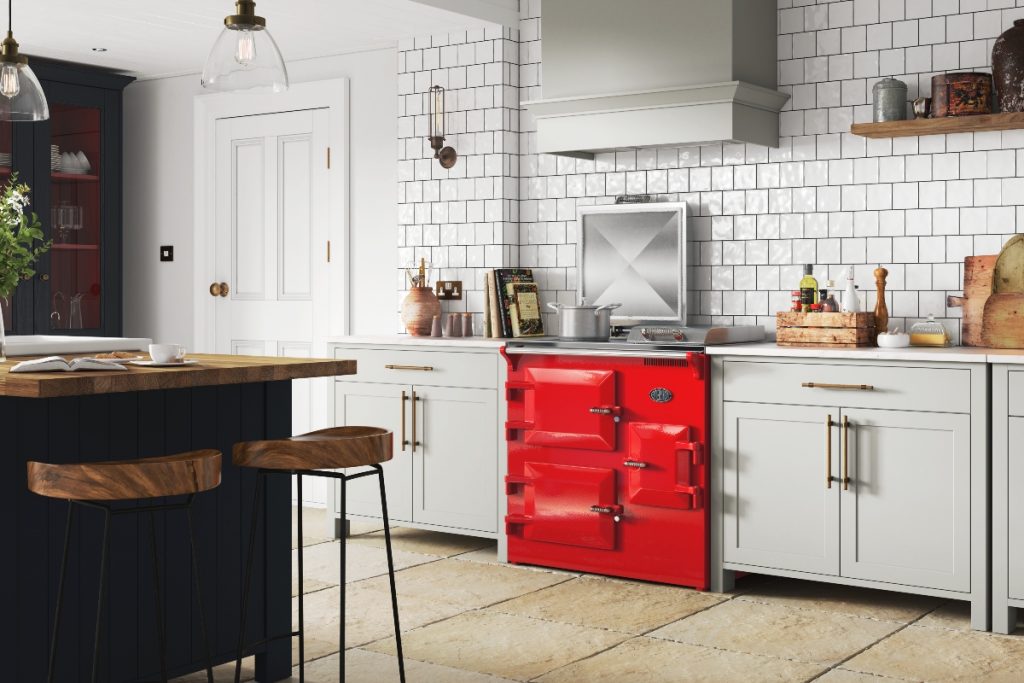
[427,85,457,169]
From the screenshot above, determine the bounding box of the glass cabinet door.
[0,117,11,333]
[48,103,102,332]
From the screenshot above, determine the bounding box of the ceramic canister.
[872,77,908,122]
[993,19,1024,112]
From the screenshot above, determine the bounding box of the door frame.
[192,78,350,353]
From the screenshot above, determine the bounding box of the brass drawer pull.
[411,391,421,454]
[385,364,434,372]
[400,390,409,450]
[802,382,874,391]
[826,414,833,490]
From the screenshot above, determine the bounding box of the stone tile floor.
[174,507,1024,682]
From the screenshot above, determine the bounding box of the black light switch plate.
[160,245,174,262]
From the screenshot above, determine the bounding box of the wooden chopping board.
[947,255,996,347]
[993,234,1024,293]
[983,293,1024,348]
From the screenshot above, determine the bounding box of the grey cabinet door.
[840,408,970,592]
[1009,417,1024,600]
[723,402,840,575]
[334,382,413,523]
[412,385,499,533]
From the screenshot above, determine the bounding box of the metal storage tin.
[931,72,993,117]
[872,77,908,122]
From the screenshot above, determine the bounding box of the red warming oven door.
[505,351,709,589]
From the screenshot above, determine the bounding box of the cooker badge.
[649,387,673,403]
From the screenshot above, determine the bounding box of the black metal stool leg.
[91,507,112,683]
[297,473,305,682]
[148,511,169,682]
[377,465,406,682]
[185,496,215,683]
[47,502,75,683]
[340,475,346,681]
[235,471,264,683]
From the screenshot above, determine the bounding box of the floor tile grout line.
[802,602,947,683]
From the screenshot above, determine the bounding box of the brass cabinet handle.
[209,282,229,297]
[623,460,647,469]
[40,273,50,282]
[802,382,874,391]
[400,390,409,450]
[385,364,434,372]
[411,390,421,454]
[826,414,833,490]
[842,415,850,490]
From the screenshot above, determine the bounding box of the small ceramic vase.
[401,287,441,336]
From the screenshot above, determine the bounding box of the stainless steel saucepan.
[547,300,622,340]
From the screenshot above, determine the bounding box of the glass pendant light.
[202,0,288,92]
[0,0,48,121]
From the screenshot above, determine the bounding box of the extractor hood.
[525,0,789,157]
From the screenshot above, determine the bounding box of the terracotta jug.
[401,287,441,336]
[993,19,1024,112]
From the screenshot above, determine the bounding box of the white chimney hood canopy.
[526,0,790,158]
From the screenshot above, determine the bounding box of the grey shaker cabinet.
[714,357,989,630]
[327,342,505,541]
[993,365,1024,634]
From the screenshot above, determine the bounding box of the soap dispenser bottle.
[842,269,860,313]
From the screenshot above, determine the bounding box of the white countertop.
[984,349,1024,365]
[706,342,993,364]
[326,335,505,349]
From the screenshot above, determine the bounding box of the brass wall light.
[427,85,457,169]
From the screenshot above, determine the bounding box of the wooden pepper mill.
[874,267,889,343]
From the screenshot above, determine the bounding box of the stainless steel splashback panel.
[577,203,688,325]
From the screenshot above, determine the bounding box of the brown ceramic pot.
[994,19,1024,112]
[401,287,441,336]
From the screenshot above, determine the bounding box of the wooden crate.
[776,312,876,348]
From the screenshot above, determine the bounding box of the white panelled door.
[213,108,331,505]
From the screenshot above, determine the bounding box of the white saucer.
[129,359,199,367]
[78,355,145,364]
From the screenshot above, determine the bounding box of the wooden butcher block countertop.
[0,353,356,398]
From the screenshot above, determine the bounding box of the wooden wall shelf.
[851,112,1024,138]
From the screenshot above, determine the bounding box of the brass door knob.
[209,282,229,297]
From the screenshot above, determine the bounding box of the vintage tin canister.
[872,77,908,122]
[931,72,993,116]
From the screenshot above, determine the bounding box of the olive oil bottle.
[799,264,819,307]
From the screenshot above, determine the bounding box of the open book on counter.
[9,356,129,373]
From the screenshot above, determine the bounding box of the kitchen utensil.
[947,255,997,346]
[931,72,993,117]
[546,300,621,341]
[873,267,889,344]
[909,315,950,347]
[149,343,187,363]
[913,96,931,118]
[69,293,84,330]
[872,77,908,122]
[992,234,1024,294]
[983,293,1024,348]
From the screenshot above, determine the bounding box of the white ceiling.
[10,0,513,80]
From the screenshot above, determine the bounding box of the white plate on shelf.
[129,359,200,367]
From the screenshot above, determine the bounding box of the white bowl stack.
[59,150,92,175]
[0,151,11,169]
[50,144,60,171]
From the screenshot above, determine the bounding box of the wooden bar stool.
[27,450,222,683]
[232,426,405,683]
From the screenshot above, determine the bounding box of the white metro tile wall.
[398,0,1024,341]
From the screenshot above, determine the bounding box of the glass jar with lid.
[909,315,950,347]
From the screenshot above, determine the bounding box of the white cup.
[149,343,186,364]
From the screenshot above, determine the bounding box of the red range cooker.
[503,334,713,589]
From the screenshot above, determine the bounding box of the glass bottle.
[799,264,819,307]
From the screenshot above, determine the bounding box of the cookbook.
[9,356,129,373]
[507,282,544,337]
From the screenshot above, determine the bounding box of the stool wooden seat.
[232,426,392,470]
[27,450,222,683]
[232,426,404,683]
[27,450,222,501]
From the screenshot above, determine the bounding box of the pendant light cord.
[7,0,10,33]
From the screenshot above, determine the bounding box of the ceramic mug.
[149,343,186,363]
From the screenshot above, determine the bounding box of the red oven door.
[509,367,618,451]
[506,462,620,550]
[625,423,704,510]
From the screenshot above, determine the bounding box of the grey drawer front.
[1009,371,1024,417]
[332,346,499,389]
[724,360,972,413]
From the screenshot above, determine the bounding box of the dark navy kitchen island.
[0,354,354,682]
